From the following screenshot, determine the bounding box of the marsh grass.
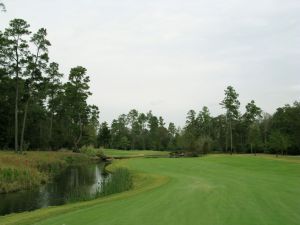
[0,151,90,193]
[66,188,94,203]
[66,168,133,203]
[97,168,133,197]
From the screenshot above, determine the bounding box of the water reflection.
[0,163,108,216]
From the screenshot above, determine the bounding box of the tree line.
[98,87,300,155]
[0,19,99,152]
[1,19,299,155]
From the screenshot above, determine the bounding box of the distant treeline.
[1,19,299,155]
[98,99,300,155]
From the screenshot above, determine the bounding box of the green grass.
[97,168,133,197]
[103,149,170,158]
[1,154,300,225]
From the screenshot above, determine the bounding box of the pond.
[0,163,109,216]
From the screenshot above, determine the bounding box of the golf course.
[1,153,300,225]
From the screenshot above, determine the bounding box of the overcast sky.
[1,0,300,126]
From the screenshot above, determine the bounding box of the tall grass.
[0,151,90,193]
[66,168,133,203]
[97,168,133,197]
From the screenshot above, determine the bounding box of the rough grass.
[1,154,300,225]
[0,151,90,193]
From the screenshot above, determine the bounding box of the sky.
[1,0,300,126]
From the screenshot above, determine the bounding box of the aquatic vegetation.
[0,151,90,193]
[66,167,133,203]
[97,168,133,197]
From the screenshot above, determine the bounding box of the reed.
[0,151,90,193]
[65,168,133,203]
[97,168,133,197]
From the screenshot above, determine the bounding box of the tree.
[137,112,147,149]
[248,123,262,155]
[271,102,300,154]
[167,122,177,150]
[110,114,129,149]
[4,19,31,152]
[97,122,111,148]
[195,136,213,155]
[20,28,50,152]
[127,109,139,149]
[197,106,212,136]
[64,66,91,151]
[260,112,272,150]
[220,86,240,154]
[0,19,100,151]
[269,130,290,157]
[45,62,63,148]
[182,110,198,152]
[243,100,262,154]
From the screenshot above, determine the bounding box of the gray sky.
[1,0,300,126]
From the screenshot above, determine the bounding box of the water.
[0,163,108,216]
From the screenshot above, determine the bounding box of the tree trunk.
[14,45,21,153]
[225,116,228,153]
[74,114,82,152]
[49,112,54,149]
[251,143,253,154]
[229,119,233,155]
[15,74,19,153]
[20,98,29,152]
[225,130,228,153]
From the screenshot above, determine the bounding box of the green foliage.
[0,19,99,151]
[269,130,291,155]
[79,146,105,158]
[194,136,213,155]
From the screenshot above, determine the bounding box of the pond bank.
[0,162,108,216]
[0,157,168,225]
[0,151,92,194]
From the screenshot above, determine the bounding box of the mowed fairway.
[2,155,300,225]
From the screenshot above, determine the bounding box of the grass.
[103,149,170,158]
[97,168,133,197]
[0,151,90,193]
[1,154,300,225]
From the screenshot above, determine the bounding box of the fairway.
[1,155,300,225]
